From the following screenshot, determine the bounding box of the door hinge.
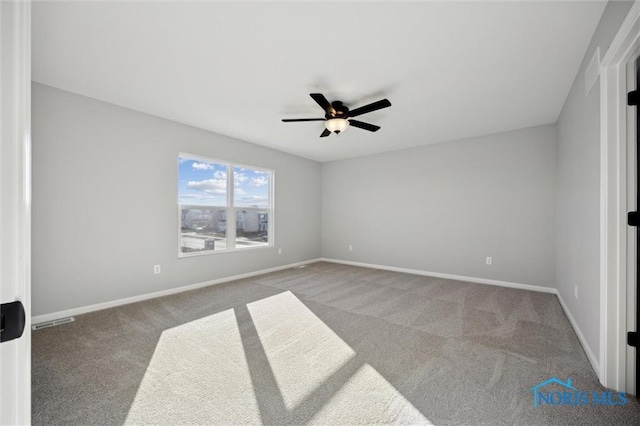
[0,301,26,343]
[629,90,639,106]
[629,331,639,347]
[628,211,638,226]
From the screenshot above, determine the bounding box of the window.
[178,154,273,256]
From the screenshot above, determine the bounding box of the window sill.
[178,244,274,259]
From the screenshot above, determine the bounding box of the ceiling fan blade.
[348,99,392,118]
[282,118,325,122]
[349,119,380,132]
[310,93,333,113]
[320,128,331,137]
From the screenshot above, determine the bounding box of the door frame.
[0,0,31,424]
[624,52,639,395]
[600,0,640,393]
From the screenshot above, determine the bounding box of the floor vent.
[32,317,75,330]
[293,265,308,269]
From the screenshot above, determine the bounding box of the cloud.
[180,194,213,199]
[192,162,214,171]
[234,172,248,185]
[241,195,268,201]
[187,179,226,194]
[178,193,222,204]
[249,176,269,187]
[234,188,246,196]
[213,170,227,179]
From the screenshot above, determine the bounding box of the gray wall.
[556,1,634,361]
[31,83,322,317]
[322,124,558,288]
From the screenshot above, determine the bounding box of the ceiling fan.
[282,93,392,137]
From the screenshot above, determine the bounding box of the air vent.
[32,316,75,330]
[585,47,600,95]
[293,265,308,269]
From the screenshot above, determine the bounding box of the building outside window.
[178,154,273,256]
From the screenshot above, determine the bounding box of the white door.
[0,1,31,424]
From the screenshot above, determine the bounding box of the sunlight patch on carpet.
[310,363,433,425]
[247,291,356,410]
[124,308,260,424]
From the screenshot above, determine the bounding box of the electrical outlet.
[485,257,492,266]
[348,245,353,252]
[278,248,282,255]
[154,265,161,274]
[574,285,578,299]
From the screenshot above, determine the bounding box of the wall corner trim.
[556,292,600,376]
[31,259,322,325]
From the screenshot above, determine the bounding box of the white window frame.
[178,153,274,258]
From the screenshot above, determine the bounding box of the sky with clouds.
[178,156,270,208]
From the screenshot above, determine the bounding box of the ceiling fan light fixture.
[282,93,391,137]
[325,117,349,134]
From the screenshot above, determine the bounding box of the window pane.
[235,209,269,249]
[178,156,227,207]
[233,166,270,208]
[180,207,227,253]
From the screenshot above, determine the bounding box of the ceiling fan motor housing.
[329,101,349,118]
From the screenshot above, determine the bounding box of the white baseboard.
[320,257,600,376]
[319,258,556,294]
[31,259,322,325]
[556,292,600,376]
[33,256,599,378]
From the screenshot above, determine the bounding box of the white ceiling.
[32,1,606,162]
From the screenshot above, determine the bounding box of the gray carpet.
[32,262,640,425]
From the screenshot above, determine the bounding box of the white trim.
[177,244,275,258]
[557,293,600,376]
[177,153,274,257]
[32,257,601,382]
[601,1,640,68]
[599,0,640,392]
[320,258,601,376]
[32,259,322,325]
[0,1,31,424]
[319,258,556,294]
[625,52,638,396]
